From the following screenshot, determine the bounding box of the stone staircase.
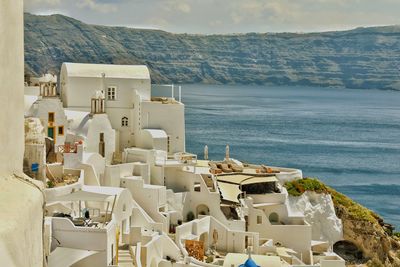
[118,245,135,267]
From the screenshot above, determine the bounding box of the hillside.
[25,13,400,89]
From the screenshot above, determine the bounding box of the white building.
[60,63,186,154]
[20,60,348,267]
[60,63,151,151]
[26,77,68,150]
[66,91,116,164]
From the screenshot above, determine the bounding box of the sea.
[158,83,400,229]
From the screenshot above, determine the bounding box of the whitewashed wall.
[141,101,185,154]
[31,98,68,148]
[85,114,116,164]
[0,3,44,267]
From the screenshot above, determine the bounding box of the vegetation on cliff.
[25,13,400,90]
[285,178,400,266]
[285,178,377,223]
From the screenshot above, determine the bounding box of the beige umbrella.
[225,144,230,160]
[204,145,209,160]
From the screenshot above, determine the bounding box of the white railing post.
[179,85,182,103]
[171,84,174,99]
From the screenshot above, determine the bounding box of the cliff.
[285,178,400,267]
[25,13,400,90]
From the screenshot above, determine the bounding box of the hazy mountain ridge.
[25,13,400,89]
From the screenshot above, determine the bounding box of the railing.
[151,84,182,103]
[174,152,197,165]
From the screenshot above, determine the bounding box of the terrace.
[216,173,281,204]
[50,189,118,228]
[44,164,83,201]
[155,151,198,167]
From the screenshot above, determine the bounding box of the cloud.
[24,0,61,10]
[24,0,400,34]
[77,0,118,13]
[163,0,191,14]
[28,0,60,5]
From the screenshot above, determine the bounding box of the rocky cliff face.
[332,188,400,267]
[285,178,400,266]
[288,191,343,244]
[25,13,400,90]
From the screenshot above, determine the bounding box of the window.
[121,117,128,127]
[58,126,64,135]
[48,112,55,123]
[269,212,279,224]
[257,215,262,224]
[107,86,117,100]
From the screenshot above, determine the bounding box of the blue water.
[176,84,400,229]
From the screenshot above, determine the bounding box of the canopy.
[217,174,277,185]
[218,182,242,203]
[241,176,278,185]
[55,190,114,202]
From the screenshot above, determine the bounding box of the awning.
[241,176,278,185]
[217,174,277,185]
[218,182,242,203]
[48,247,98,267]
[55,190,114,202]
[217,174,253,184]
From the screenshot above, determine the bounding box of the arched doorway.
[269,212,279,224]
[196,204,210,218]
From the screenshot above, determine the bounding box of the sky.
[24,0,400,34]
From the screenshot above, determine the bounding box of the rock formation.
[285,178,400,266]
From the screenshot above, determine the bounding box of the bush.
[47,180,55,188]
[284,178,328,196]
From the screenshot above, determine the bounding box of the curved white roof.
[142,129,168,139]
[64,109,90,136]
[24,95,38,116]
[62,62,150,80]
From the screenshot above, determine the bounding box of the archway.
[269,212,279,224]
[196,204,210,218]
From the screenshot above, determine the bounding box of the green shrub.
[284,178,328,196]
[47,180,55,188]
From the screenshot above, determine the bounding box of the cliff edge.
[285,178,400,267]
